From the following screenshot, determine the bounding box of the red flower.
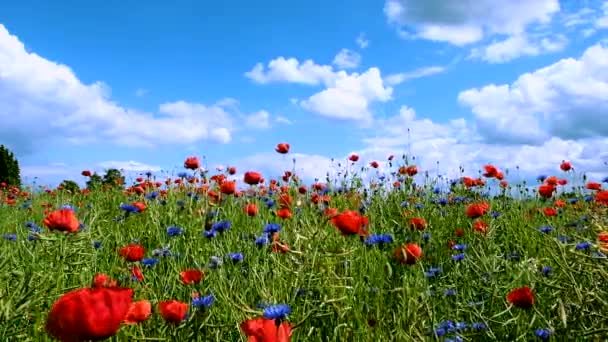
[560,161,572,171]
[132,201,146,212]
[228,166,237,175]
[275,143,290,154]
[93,273,117,288]
[220,180,237,195]
[405,165,418,176]
[466,202,490,219]
[278,194,292,208]
[46,287,133,342]
[409,217,427,231]
[81,170,92,177]
[482,164,499,178]
[554,199,566,208]
[499,180,508,188]
[324,207,338,217]
[558,179,568,185]
[244,171,263,185]
[495,172,504,180]
[272,241,290,254]
[180,269,204,285]
[297,185,307,194]
[43,209,80,233]
[595,190,608,206]
[454,229,465,237]
[586,182,602,191]
[244,203,258,216]
[241,317,292,342]
[394,243,422,265]
[473,220,488,234]
[597,232,608,243]
[543,207,557,217]
[276,208,292,219]
[159,300,188,324]
[119,244,146,262]
[506,286,535,309]
[330,210,369,236]
[348,154,359,162]
[131,266,144,281]
[369,161,379,168]
[538,184,556,198]
[184,157,201,170]
[123,300,152,325]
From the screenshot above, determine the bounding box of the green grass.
[0,179,607,341]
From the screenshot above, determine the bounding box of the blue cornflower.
[152,246,172,257]
[192,294,215,309]
[438,320,457,333]
[145,191,159,199]
[167,226,183,237]
[539,226,553,234]
[255,236,269,246]
[414,203,424,209]
[491,211,501,218]
[567,198,579,204]
[119,203,140,213]
[142,258,159,267]
[535,328,552,340]
[537,175,547,182]
[265,199,275,208]
[541,266,552,276]
[575,241,592,250]
[227,252,244,262]
[400,201,409,207]
[445,336,464,342]
[208,256,223,269]
[602,176,608,183]
[364,234,394,246]
[437,198,448,206]
[471,322,488,330]
[177,172,189,178]
[61,204,76,211]
[3,234,16,241]
[452,253,466,261]
[424,267,442,278]
[27,235,38,241]
[25,222,41,233]
[433,187,441,194]
[263,223,281,235]
[93,241,102,249]
[557,235,570,243]
[422,232,431,241]
[584,195,594,202]
[263,304,291,320]
[456,322,468,331]
[434,328,447,337]
[211,221,232,233]
[21,202,32,209]
[203,230,217,238]
[452,244,468,251]
[444,289,457,296]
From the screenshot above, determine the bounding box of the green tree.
[59,180,80,193]
[86,173,103,189]
[0,145,21,187]
[102,168,125,188]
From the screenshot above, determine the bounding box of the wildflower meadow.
[1,147,607,341]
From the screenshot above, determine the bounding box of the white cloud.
[0,24,239,154]
[597,1,608,28]
[332,49,361,69]
[469,34,568,63]
[97,160,161,172]
[236,152,334,183]
[356,33,369,49]
[384,0,560,46]
[276,116,293,125]
[385,66,445,85]
[244,57,335,85]
[459,43,608,145]
[245,110,271,129]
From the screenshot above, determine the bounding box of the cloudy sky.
[0,0,607,187]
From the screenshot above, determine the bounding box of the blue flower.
[265,199,275,208]
[445,336,463,342]
[400,201,409,207]
[192,294,215,309]
[414,203,424,209]
[444,289,457,296]
[535,328,552,340]
[152,246,172,257]
[471,322,488,330]
[575,241,592,250]
[592,252,607,258]
[228,252,244,262]
[539,226,553,234]
[557,235,570,243]
[60,204,76,211]
[145,192,159,199]
[537,175,547,182]
[456,322,467,331]
[567,198,579,204]
[211,221,232,233]
[263,223,281,235]
[119,203,140,213]
[208,256,223,269]
[203,230,217,238]
[25,222,41,233]
[452,244,468,251]
[491,211,501,218]
[167,226,183,237]
[364,234,394,246]
[27,235,38,241]
[452,253,465,261]
[142,258,159,267]
[177,172,189,178]
[602,176,608,183]
[425,267,442,278]
[3,234,16,241]
[541,266,552,276]
[422,233,431,240]
[255,236,269,246]
[438,320,456,333]
[263,304,291,320]
[93,241,102,249]
[584,195,594,202]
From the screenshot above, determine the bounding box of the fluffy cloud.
[245,110,271,129]
[384,0,560,45]
[385,66,445,85]
[244,57,335,85]
[332,49,361,69]
[469,34,568,63]
[0,24,267,154]
[459,43,608,145]
[356,33,369,49]
[597,1,608,28]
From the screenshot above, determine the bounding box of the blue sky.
[0,0,607,188]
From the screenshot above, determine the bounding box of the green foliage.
[102,168,125,188]
[59,180,80,193]
[86,173,103,189]
[0,145,21,187]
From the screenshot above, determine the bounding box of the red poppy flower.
[123,300,152,325]
[119,244,145,262]
[330,210,369,236]
[46,287,133,342]
[81,170,92,177]
[241,317,292,342]
[462,177,476,187]
[132,266,144,281]
[43,209,80,233]
[597,232,608,243]
[409,217,427,231]
[180,269,204,285]
[244,171,263,185]
[499,180,508,188]
[586,182,602,191]
[276,208,292,219]
[92,273,117,288]
[506,286,535,309]
[297,185,307,194]
[324,207,338,217]
[558,179,568,185]
[228,166,237,175]
[275,143,290,154]
[220,180,237,195]
[482,164,498,178]
[370,161,379,168]
[554,199,566,208]
[244,203,258,216]
[405,165,418,176]
[132,201,146,212]
[495,172,504,180]
[348,154,359,162]
[473,220,488,234]
[454,229,465,237]
[545,176,559,186]
[272,241,290,253]
[595,190,608,206]
[466,202,490,219]
[184,157,201,170]
[159,300,188,324]
[543,207,557,217]
[394,243,422,265]
[560,161,572,171]
[278,194,292,208]
[538,184,556,198]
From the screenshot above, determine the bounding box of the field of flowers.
[1,144,608,341]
